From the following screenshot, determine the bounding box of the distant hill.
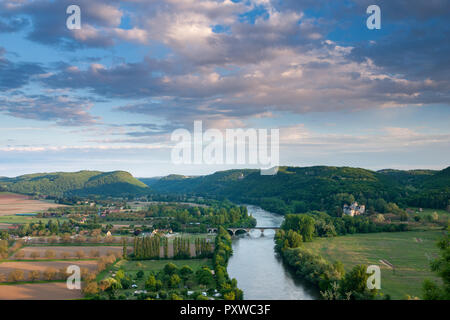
[377,169,437,189]
[138,177,162,187]
[0,171,149,197]
[151,166,450,214]
[1,165,448,213]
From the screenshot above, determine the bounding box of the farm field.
[302,230,444,299]
[0,215,68,225]
[0,282,83,300]
[0,260,98,275]
[0,193,65,216]
[11,246,124,260]
[0,223,10,230]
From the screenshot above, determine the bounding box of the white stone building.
[343,202,366,217]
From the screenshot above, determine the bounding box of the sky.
[0,0,449,177]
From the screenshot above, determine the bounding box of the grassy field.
[0,215,68,224]
[303,230,445,299]
[116,258,212,273]
[167,233,215,242]
[410,207,450,219]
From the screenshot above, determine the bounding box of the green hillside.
[0,170,149,197]
[151,166,450,214]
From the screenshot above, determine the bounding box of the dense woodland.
[150,166,450,215]
[2,166,448,217]
[0,171,148,197]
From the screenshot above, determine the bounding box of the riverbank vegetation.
[422,233,449,300]
[274,206,450,300]
[277,227,448,299]
[212,227,243,300]
[275,233,379,300]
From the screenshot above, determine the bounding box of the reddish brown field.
[0,260,98,275]
[0,193,65,216]
[0,282,83,300]
[0,223,10,230]
[12,246,123,260]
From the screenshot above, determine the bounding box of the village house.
[343,202,366,217]
[151,229,173,236]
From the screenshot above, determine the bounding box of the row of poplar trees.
[129,236,213,260]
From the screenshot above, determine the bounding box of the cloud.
[280,125,450,153]
[0,93,99,126]
[0,144,166,152]
[0,0,126,48]
[0,16,29,33]
[0,48,46,90]
[1,0,449,137]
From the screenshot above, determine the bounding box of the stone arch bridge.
[207,227,280,237]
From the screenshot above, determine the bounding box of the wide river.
[227,205,319,300]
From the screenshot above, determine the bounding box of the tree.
[180,265,194,279]
[122,238,128,259]
[83,282,99,296]
[15,251,25,259]
[223,291,235,300]
[286,230,303,248]
[340,265,375,299]
[136,270,144,279]
[170,293,183,300]
[115,269,125,281]
[8,269,25,282]
[75,250,86,259]
[100,278,122,292]
[120,276,132,289]
[422,234,450,300]
[163,263,178,276]
[60,252,70,259]
[196,267,215,286]
[28,270,40,281]
[43,268,57,281]
[58,268,69,280]
[45,250,56,259]
[145,275,162,291]
[30,251,40,259]
[299,216,315,242]
[169,274,181,289]
[90,249,100,258]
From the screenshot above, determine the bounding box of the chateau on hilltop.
[343,202,366,217]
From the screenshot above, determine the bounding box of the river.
[227,205,319,300]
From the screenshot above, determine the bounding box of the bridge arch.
[207,227,280,237]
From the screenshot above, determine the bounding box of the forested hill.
[0,171,149,197]
[149,166,450,215]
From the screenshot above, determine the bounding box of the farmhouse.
[343,202,366,217]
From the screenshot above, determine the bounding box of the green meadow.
[0,215,68,225]
[303,230,444,299]
[116,258,213,273]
